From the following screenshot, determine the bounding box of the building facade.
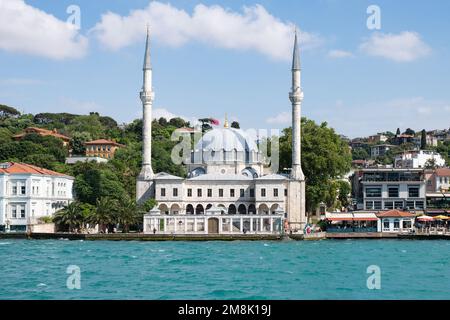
[84,139,124,159]
[394,150,445,169]
[355,168,426,213]
[0,162,74,232]
[138,29,306,235]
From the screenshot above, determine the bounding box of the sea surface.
[0,239,449,300]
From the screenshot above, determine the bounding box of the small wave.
[0,242,12,245]
[58,238,69,241]
[37,283,47,287]
[263,243,269,247]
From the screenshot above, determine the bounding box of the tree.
[231,121,240,129]
[352,147,369,160]
[117,197,145,232]
[404,128,415,136]
[70,131,92,155]
[424,158,437,170]
[89,197,118,232]
[53,202,86,232]
[421,129,427,149]
[337,180,351,209]
[169,117,188,128]
[142,198,157,212]
[279,118,352,213]
[0,104,20,119]
[396,128,401,135]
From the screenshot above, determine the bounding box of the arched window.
[248,204,256,215]
[238,204,247,215]
[228,204,237,215]
[186,204,194,215]
[195,204,204,215]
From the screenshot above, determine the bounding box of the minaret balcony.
[140,90,155,103]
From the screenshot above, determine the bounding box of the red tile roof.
[12,127,70,141]
[376,210,416,218]
[84,139,124,147]
[0,162,73,178]
[435,168,450,177]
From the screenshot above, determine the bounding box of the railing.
[326,227,377,233]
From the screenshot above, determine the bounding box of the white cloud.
[359,31,431,62]
[266,111,290,124]
[91,2,322,60]
[0,0,88,59]
[328,49,353,58]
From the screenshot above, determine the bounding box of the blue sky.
[1,0,450,138]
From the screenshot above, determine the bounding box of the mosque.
[137,28,306,235]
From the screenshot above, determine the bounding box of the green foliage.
[421,129,427,150]
[231,121,240,129]
[280,118,352,212]
[142,198,157,212]
[0,104,20,119]
[352,147,369,160]
[70,131,92,155]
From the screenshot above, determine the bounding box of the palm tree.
[89,197,118,233]
[117,197,145,233]
[53,202,85,233]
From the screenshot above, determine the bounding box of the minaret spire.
[143,25,151,70]
[289,28,304,181]
[137,25,155,194]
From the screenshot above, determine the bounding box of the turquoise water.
[0,239,449,299]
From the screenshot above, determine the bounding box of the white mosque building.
[137,28,306,235]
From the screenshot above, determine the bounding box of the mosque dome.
[195,128,258,153]
[189,127,262,167]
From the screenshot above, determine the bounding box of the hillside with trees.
[0,103,352,230]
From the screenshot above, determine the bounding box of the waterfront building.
[376,209,415,233]
[394,150,445,169]
[12,127,70,147]
[84,139,124,159]
[138,28,306,235]
[0,162,74,232]
[325,212,378,233]
[425,168,450,214]
[353,168,426,212]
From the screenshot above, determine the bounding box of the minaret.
[289,29,305,181]
[136,27,155,203]
[287,29,306,232]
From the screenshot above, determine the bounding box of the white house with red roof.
[0,162,74,232]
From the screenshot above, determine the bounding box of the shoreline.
[1,232,450,241]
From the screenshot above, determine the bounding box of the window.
[284,189,288,196]
[12,186,17,195]
[403,220,412,229]
[250,189,255,197]
[240,189,245,197]
[230,189,235,197]
[207,189,212,197]
[20,205,25,219]
[384,201,394,210]
[415,201,424,209]
[219,189,223,197]
[173,188,178,197]
[20,186,26,195]
[274,188,279,197]
[161,188,166,197]
[365,201,374,210]
[408,186,420,198]
[374,201,382,210]
[187,189,192,197]
[261,188,266,197]
[388,186,399,198]
[365,187,382,198]
[197,189,202,197]
[393,219,400,230]
[12,206,17,218]
[394,201,404,209]
[383,220,390,229]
